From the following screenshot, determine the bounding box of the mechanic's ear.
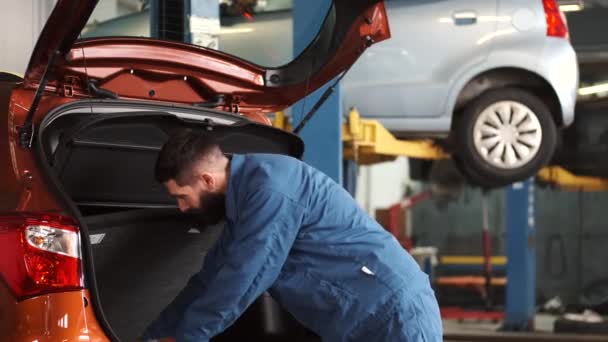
[198,172,216,191]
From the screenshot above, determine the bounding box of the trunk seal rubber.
[35,126,120,340]
[34,101,137,340]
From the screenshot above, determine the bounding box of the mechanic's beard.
[192,192,226,226]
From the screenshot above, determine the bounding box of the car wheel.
[455,88,557,187]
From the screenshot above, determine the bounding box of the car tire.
[455,88,557,187]
[452,155,502,188]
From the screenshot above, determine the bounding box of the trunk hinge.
[18,49,61,149]
[194,94,226,109]
[194,94,240,113]
[231,96,242,113]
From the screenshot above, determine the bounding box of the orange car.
[0,0,390,340]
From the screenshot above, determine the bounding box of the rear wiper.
[18,50,61,149]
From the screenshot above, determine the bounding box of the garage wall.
[412,188,506,256]
[412,187,608,306]
[355,157,411,217]
[0,0,56,74]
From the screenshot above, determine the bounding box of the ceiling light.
[578,83,608,96]
[218,27,254,35]
[560,4,583,12]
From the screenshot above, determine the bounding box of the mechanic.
[141,129,442,342]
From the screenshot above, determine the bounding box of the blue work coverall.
[142,154,442,341]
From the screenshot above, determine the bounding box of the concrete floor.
[443,314,608,341]
[443,314,557,334]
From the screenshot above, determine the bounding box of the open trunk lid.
[24,0,390,115]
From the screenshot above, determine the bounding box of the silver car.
[343,0,579,186]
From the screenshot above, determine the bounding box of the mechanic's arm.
[141,187,303,340]
[160,188,304,342]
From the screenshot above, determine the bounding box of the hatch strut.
[293,70,346,135]
[293,36,374,135]
[18,50,61,149]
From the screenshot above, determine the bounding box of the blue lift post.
[504,180,536,331]
[292,0,343,184]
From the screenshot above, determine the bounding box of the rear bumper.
[0,285,109,341]
[537,38,579,126]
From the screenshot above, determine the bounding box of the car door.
[343,0,498,120]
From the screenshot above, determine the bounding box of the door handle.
[453,11,477,25]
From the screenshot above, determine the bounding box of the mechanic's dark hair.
[155,128,222,185]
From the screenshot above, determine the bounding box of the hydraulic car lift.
[277,107,608,191]
[340,107,608,192]
[342,108,447,164]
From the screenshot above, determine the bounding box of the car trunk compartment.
[36,102,316,341]
[84,210,318,341]
[85,212,220,340]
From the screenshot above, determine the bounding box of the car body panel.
[370,46,577,135]
[536,37,579,126]
[0,80,20,210]
[342,0,578,135]
[0,282,108,342]
[4,87,77,213]
[343,0,498,120]
[444,0,578,126]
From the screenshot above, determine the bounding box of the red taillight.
[0,214,83,299]
[543,0,569,39]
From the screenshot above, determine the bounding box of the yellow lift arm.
[537,167,608,191]
[274,109,448,164]
[273,109,608,191]
[342,108,448,164]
